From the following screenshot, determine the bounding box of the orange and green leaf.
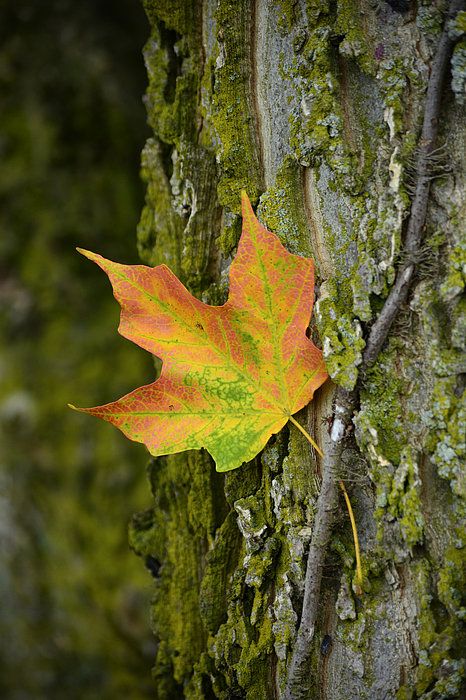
[70,192,328,472]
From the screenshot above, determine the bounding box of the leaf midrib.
[102,409,284,417]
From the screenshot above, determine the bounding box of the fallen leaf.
[70,192,328,471]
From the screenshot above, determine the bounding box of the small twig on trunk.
[284,387,356,700]
[363,0,465,367]
[283,2,464,697]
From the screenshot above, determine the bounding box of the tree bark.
[130,2,466,698]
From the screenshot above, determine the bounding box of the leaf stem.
[288,414,323,457]
[339,480,363,595]
[287,416,362,594]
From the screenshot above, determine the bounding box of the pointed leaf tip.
[76,248,99,262]
[68,402,88,414]
[241,189,251,207]
[241,190,256,222]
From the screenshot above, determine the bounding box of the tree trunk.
[130,1,466,698]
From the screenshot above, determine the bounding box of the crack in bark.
[283,2,465,696]
[302,168,334,280]
[250,0,266,190]
[337,55,361,173]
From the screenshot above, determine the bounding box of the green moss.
[411,562,436,693]
[437,543,466,620]
[209,591,275,700]
[257,157,315,257]
[271,572,297,671]
[276,0,300,33]
[141,0,201,147]
[224,460,262,505]
[315,273,365,389]
[288,22,345,171]
[439,236,466,302]
[234,493,269,543]
[143,0,196,35]
[323,313,365,389]
[283,1,379,194]
[240,614,275,700]
[211,0,263,252]
[188,421,319,696]
[395,544,466,699]
[418,662,466,700]
[350,249,378,321]
[199,511,242,633]
[425,371,465,499]
[452,10,466,35]
[244,536,281,588]
[377,57,409,138]
[352,340,434,556]
[137,138,183,271]
[387,447,424,549]
[451,295,466,350]
[416,3,443,37]
[414,271,465,391]
[334,1,374,76]
[357,346,407,465]
[451,39,466,104]
[276,416,320,524]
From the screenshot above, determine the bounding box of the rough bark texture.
[129,2,466,698]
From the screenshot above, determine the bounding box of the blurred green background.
[0,1,157,697]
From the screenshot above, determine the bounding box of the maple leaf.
[70,192,328,472]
